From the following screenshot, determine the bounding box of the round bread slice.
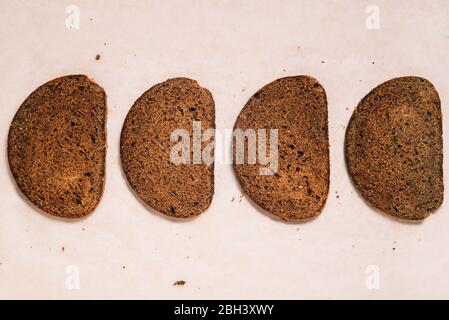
[345,76,443,220]
[233,76,330,221]
[120,78,215,218]
[8,75,107,218]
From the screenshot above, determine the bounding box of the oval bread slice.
[345,76,443,220]
[233,76,330,221]
[8,75,107,218]
[120,78,215,218]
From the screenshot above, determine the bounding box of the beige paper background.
[0,0,448,299]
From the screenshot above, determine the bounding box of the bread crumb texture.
[8,75,107,218]
[345,76,443,220]
[120,78,215,218]
[233,75,330,221]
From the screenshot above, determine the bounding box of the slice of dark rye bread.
[345,76,443,220]
[120,78,215,218]
[233,76,330,221]
[8,75,107,218]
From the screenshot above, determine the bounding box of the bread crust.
[8,75,107,218]
[120,78,215,218]
[233,76,330,221]
[345,76,444,220]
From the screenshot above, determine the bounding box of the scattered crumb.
[321,60,325,64]
[352,244,356,248]
[89,18,93,22]
[297,45,301,50]
[296,227,299,231]
[95,54,101,61]
[392,247,396,251]
[359,80,362,82]
[103,42,107,46]
[345,107,349,111]
[173,280,186,286]
[231,197,235,202]
[122,266,126,269]
[186,256,190,259]
[61,246,65,252]
[282,68,286,72]
[335,191,340,199]
[82,227,86,231]
[372,61,375,65]
[242,88,245,92]
[239,193,244,202]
